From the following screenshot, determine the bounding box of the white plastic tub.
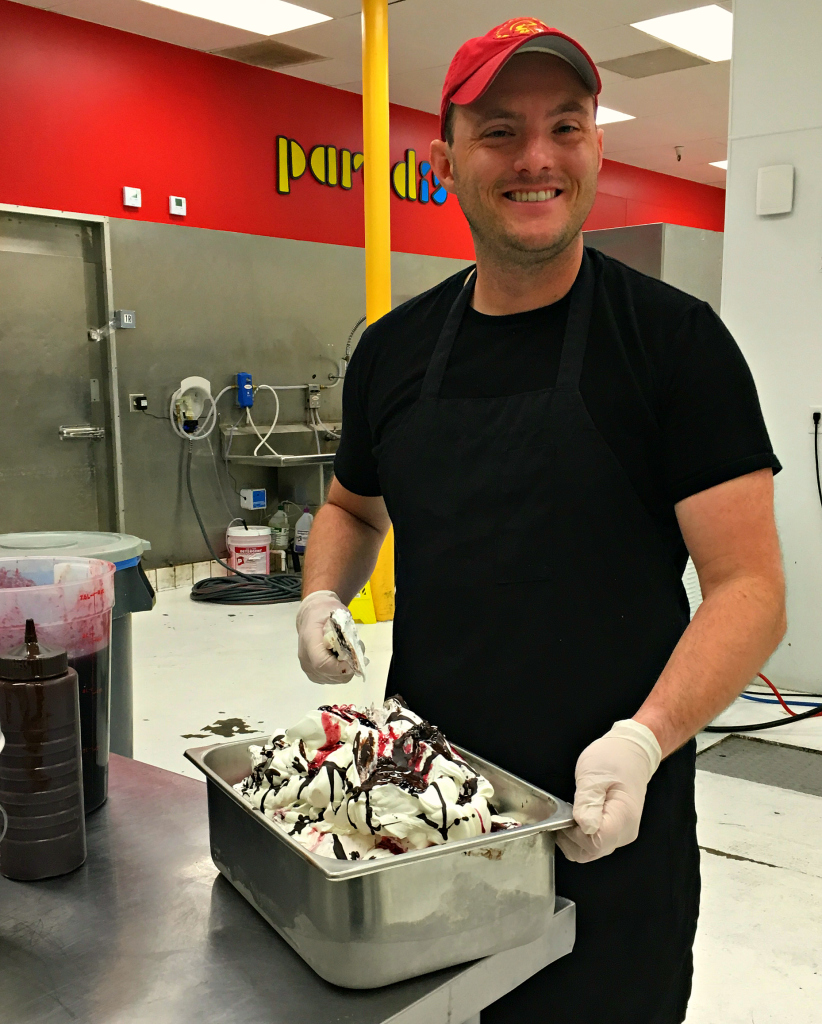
[226,525,271,575]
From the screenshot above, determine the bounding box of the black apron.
[376,250,700,1024]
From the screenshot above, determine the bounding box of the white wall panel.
[722,0,822,689]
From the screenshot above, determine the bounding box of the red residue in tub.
[377,729,393,757]
[0,568,36,588]
[375,836,406,855]
[308,741,342,772]
[320,710,342,747]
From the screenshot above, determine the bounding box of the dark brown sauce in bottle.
[0,619,87,880]
[70,647,111,813]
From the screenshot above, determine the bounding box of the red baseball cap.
[440,18,602,140]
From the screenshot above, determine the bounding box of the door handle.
[58,425,106,441]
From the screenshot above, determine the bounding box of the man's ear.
[430,139,457,194]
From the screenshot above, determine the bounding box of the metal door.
[0,212,116,532]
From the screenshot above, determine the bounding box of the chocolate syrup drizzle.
[246,695,505,859]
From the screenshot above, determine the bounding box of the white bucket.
[226,525,271,575]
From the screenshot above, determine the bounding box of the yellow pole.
[361,0,392,323]
[361,0,395,621]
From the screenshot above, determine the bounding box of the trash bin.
[0,533,154,761]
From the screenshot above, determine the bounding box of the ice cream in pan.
[236,696,521,861]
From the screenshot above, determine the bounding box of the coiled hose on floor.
[184,440,302,605]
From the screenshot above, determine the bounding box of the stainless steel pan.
[186,735,573,988]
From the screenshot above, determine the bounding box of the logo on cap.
[494,17,550,40]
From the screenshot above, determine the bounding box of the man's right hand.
[296,590,355,684]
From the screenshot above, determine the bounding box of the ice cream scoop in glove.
[555,719,662,864]
[296,590,367,684]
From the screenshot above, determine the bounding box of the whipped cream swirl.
[236,696,519,860]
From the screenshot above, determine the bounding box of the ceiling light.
[141,0,331,36]
[631,5,733,62]
[596,106,635,125]
[709,160,728,169]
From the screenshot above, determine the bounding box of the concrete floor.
[132,589,822,1023]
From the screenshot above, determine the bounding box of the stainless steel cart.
[0,755,575,1024]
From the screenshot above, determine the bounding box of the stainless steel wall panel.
[583,224,664,280]
[0,248,98,531]
[584,222,724,312]
[107,219,470,566]
[660,224,724,312]
[0,211,117,534]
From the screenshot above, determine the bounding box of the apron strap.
[420,268,476,400]
[555,249,595,392]
[421,251,594,400]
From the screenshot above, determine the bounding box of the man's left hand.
[556,720,662,864]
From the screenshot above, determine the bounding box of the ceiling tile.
[387,62,448,114]
[334,79,363,96]
[282,57,364,86]
[580,23,669,62]
[271,12,359,59]
[598,47,708,78]
[599,60,730,120]
[605,136,729,184]
[296,0,361,17]
[276,6,449,76]
[212,38,329,71]
[47,0,265,50]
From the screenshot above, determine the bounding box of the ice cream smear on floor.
[236,696,522,860]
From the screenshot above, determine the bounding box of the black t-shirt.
[335,248,779,551]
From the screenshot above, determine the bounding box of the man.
[296,18,785,1024]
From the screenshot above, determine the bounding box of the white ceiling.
[13,0,731,187]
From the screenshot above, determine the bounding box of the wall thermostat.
[240,488,267,510]
[756,165,794,216]
[123,186,142,208]
[169,195,187,216]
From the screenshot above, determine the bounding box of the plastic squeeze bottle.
[293,507,314,554]
[269,504,290,550]
[0,619,86,880]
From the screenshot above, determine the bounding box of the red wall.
[0,1,723,262]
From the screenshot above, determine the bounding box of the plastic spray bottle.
[293,508,314,554]
[269,504,290,550]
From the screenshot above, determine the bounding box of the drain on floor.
[696,735,822,798]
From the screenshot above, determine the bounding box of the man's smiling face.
[436,52,603,265]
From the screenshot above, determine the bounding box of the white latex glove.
[555,719,662,864]
[296,590,356,685]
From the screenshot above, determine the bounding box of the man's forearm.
[302,501,388,604]
[633,574,786,758]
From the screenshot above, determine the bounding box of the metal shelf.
[226,453,335,467]
[220,422,339,468]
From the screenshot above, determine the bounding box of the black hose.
[703,702,822,732]
[184,440,302,605]
[344,315,367,362]
[189,574,301,604]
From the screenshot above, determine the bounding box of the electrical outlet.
[130,394,149,413]
[306,385,321,410]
